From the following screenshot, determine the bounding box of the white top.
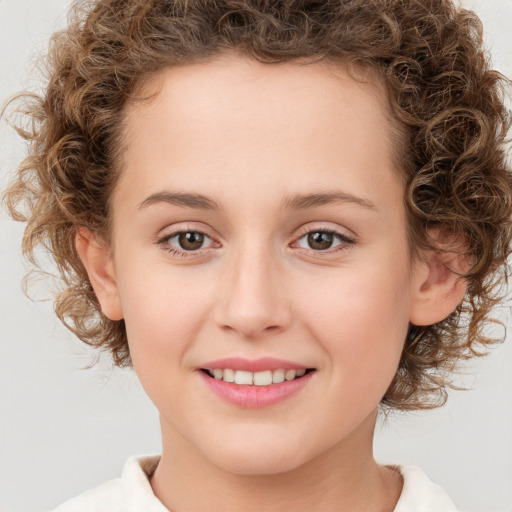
[52,455,458,512]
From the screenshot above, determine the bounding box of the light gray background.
[1,1,511,511]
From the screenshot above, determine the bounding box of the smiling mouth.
[201,368,315,386]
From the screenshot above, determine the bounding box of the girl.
[2,0,511,510]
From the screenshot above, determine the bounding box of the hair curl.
[3,0,512,410]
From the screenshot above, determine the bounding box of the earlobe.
[409,235,470,326]
[75,228,123,321]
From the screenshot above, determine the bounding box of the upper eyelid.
[294,223,355,241]
[158,223,352,240]
[158,222,216,239]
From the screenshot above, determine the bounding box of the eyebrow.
[283,191,377,211]
[139,190,377,211]
[139,192,220,210]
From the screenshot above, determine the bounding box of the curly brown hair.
[3,0,512,410]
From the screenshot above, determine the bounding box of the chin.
[202,434,313,476]
[213,452,305,476]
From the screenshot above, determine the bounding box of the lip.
[199,371,314,408]
[199,357,308,372]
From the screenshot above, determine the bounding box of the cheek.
[296,262,411,386]
[116,264,213,371]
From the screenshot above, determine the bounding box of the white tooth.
[253,370,272,386]
[212,369,223,379]
[285,369,296,381]
[235,370,253,385]
[272,369,285,384]
[223,368,235,383]
[296,369,306,377]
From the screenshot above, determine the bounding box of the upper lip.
[200,357,310,372]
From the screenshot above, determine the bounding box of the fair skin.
[76,55,466,512]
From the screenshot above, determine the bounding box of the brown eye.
[158,229,216,257]
[177,231,205,250]
[294,229,354,253]
[307,231,335,250]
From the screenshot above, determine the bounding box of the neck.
[150,411,402,512]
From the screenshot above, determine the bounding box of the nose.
[213,242,291,340]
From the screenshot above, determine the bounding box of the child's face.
[98,56,423,473]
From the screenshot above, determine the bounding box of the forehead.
[124,55,391,146]
[116,55,403,217]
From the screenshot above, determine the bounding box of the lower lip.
[199,371,314,408]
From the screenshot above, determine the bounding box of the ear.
[409,230,470,326]
[75,227,123,321]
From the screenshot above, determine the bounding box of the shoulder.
[51,455,166,512]
[393,465,458,512]
[51,477,123,512]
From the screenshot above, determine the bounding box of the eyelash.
[293,227,355,253]
[157,227,355,258]
[157,230,216,258]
